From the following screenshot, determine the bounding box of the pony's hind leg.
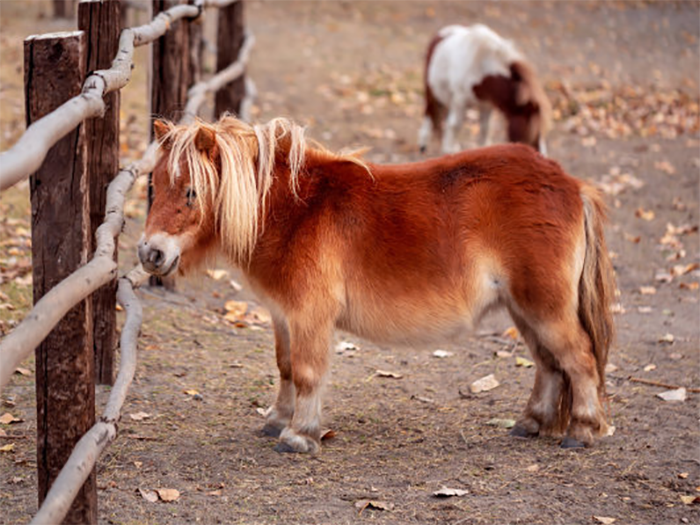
[514,312,607,447]
[509,314,569,439]
[275,315,333,454]
[262,317,295,437]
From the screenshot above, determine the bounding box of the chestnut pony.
[418,24,551,155]
[139,116,615,453]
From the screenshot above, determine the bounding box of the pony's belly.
[335,296,476,347]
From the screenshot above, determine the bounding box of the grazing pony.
[418,24,552,155]
[139,115,615,454]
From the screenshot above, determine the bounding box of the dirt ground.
[1,1,699,524]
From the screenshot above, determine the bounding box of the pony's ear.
[194,126,217,152]
[154,119,173,148]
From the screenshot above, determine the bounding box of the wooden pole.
[78,0,122,386]
[149,0,199,287]
[215,0,245,118]
[25,30,97,524]
[53,0,74,19]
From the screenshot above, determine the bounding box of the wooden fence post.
[53,0,75,19]
[215,0,245,118]
[78,0,122,386]
[25,30,97,525]
[149,0,200,287]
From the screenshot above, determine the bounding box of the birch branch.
[0,4,200,191]
[0,143,158,393]
[29,270,145,525]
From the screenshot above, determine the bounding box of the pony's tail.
[578,183,616,398]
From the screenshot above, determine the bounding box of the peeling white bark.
[0,4,199,191]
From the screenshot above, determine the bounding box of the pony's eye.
[186,188,196,207]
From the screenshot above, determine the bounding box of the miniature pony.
[418,24,552,155]
[139,116,614,454]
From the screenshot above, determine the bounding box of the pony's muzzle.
[138,235,180,277]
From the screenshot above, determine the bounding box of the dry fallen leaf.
[515,356,534,368]
[206,269,228,281]
[432,349,453,358]
[635,208,655,221]
[672,263,699,277]
[0,443,15,453]
[657,387,686,402]
[486,418,516,429]
[223,300,248,322]
[354,499,394,513]
[680,281,699,291]
[679,494,699,505]
[129,412,151,421]
[321,428,336,441]
[637,306,653,314]
[183,389,200,396]
[658,333,675,344]
[502,326,519,340]
[526,464,540,472]
[139,488,158,503]
[335,340,359,354]
[156,488,180,502]
[639,286,656,295]
[470,374,500,394]
[0,413,22,425]
[14,368,31,376]
[643,364,657,372]
[654,160,676,175]
[593,517,616,525]
[376,370,403,379]
[433,486,469,497]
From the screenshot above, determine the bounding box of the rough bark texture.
[78,0,122,386]
[24,31,97,525]
[215,0,245,117]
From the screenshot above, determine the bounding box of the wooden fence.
[0,0,254,523]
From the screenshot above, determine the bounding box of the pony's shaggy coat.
[140,116,615,453]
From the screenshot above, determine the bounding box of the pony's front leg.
[262,317,295,437]
[275,317,333,454]
[442,98,466,154]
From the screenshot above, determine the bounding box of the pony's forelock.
[162,116,368,264]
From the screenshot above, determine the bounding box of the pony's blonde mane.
[161,115,368,264]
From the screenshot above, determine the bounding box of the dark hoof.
[419,145,427,154]
[510,425,538,439]
[274,441,300,454]
[261,423,283,438]
[560,437,586,449]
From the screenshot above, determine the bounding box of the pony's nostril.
[149,248,164,267]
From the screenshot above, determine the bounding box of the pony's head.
[508,60,552,153]
[138,116,311,276]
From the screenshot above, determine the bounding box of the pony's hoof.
[261,422,284,438]
[560,437,586,449]
[510,424,538,439]
[274,441,300,453]
[277,428,320,454]
[419,145,427,154]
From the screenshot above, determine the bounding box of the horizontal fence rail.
[0,0,242,191]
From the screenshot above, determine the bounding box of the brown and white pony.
[418,24,552,155]
[139,115,614,454]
